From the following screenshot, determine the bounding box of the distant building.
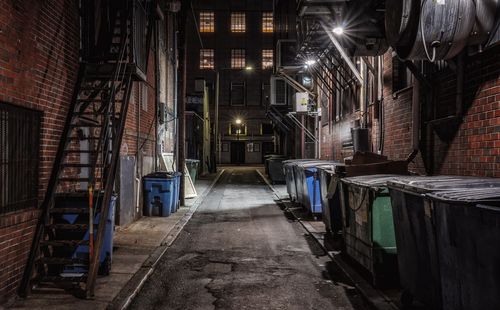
[185,0,276,165]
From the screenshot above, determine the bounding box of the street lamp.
[214,66,254,169]
[333,26,344,35]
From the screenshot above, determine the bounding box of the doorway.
[230,142,246,164]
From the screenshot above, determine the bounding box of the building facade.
[185,0,276,165]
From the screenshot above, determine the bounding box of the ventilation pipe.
[406,61,420,163]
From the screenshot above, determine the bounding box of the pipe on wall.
[407,61,421,163]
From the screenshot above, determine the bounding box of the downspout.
[154,19,160,171]
[406,61,420,163]
[376,56,384,154]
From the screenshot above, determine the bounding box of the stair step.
[38,275,87,283]
[40,240,90,247]
[54,191,103,198]
[58,177,101,182]
[70,123,102,128]
[49,208,90,214]
[64,150,112,154]
[39,257,89,265]
[67,137,102,141]
[46,224,90,230]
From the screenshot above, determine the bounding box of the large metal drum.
[386,0,498,60]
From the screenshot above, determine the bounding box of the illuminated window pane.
[262,12,273,33]
[231,49,246,69]
[200,49,214,69]
[231,12,246,33]
[262,49,273,69]
[199,12,214,32]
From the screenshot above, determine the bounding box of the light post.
[213,66,253,169]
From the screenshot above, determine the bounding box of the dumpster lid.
[186,159,200,163]
[342,174,405,189]
[387,176,500,194]
[427,187,500,204]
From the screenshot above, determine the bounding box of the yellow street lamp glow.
[245,66,253,71]
[235,119,242,124]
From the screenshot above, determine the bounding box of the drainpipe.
[376,56,384,154]
[406,61,421,163]
[154,19,160,171]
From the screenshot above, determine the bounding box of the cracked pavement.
[129,167,370,310]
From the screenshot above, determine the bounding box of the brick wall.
[320,46,500,177]
[0,0,79,303]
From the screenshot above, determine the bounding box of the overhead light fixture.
[305,59,316,66]
[332,26,344,35]
[245,66,253,71]
[235,119,242,125]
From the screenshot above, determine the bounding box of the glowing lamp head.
[305,59,316,66]
[332,26,344,35]
[245,66,253,71]
[235,119,242,125]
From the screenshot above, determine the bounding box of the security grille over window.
[199,12,215,32]
[200,49,215,69]
[231,49,246,69]
[231,82,246,106]
[0,102,40,214]
[231,12,246,33]
[262,49,273,69]
[262,12,273,33]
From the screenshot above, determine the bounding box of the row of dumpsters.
[275,158,500,310]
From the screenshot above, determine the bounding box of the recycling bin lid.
[388,176,500,194]
[342,174,406,189]
[283,159,317,166]
[427,186,500,204]
[144,171,179,179]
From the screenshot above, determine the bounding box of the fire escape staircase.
[19,1,152,299]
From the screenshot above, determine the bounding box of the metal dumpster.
[54,194,116,275]
[143,172,176,217]
[171,172,182,212]
[265,154,286,175]
[318,165,345,235]
[388,176,500,308]
[340,174,403,286]
[427,186,500,310]
[268,157,287,184]
[283,159,315,202]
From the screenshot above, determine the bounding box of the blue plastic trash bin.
[143,172,176,217]
[171,172,182,212]
[56,194,116,275]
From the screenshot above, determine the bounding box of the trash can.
[340,174,403,286]
[389,176,500,309]
[268,157,287,184]
[265,155,286,175]
[318,166,345,235]
[54,194,116,275]
[283,159,315,202]
[186,159,200,183]
[294,161,328,209]
[143,172,176,217]
[427,186,500,310]
[171,172,182,212]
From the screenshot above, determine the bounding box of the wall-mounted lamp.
[332,26,344,35]
[305,59,317,66]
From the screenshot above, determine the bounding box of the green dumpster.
[186,159,200,183]
[340,174,403,287]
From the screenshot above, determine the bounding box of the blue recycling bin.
[143,172,175,217]
[55,194,116,275]
[304,167,322,214]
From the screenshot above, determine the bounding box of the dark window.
[0,102,40,214]
[230,82,245,106]
[261,83,270,106]
[392,54,412,93]
[261,123,273,135]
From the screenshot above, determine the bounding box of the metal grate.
[0,102,40,214]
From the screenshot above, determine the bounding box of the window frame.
[230,82,246,106]
[199,48,215,69]
[199,11,215,33]
[262,49,273,70]
[262,12,273,33]
[231,12,246,33]
[231,49,246,69]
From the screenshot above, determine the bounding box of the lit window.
[200,49,214,69]
[231,49,246,69]
[262,49,273,69]
[229,123,247,135]
[262,12,273,33]
[199,12,214,32]
[231,13,246,33]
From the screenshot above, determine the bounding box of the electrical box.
[293,92,309,113]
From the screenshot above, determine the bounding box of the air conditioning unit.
[276,40,302,69]
[270,76,288,106]
[293,92,309,113]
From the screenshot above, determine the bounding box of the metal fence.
[0,102,41,214]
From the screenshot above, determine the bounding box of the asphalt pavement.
[129,167,370,310]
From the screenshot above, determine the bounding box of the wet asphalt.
[129,167,370,310]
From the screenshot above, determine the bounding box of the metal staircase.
[19,0,151,298]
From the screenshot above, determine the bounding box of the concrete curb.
[108,169,225,310]
[256,169,398,310]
